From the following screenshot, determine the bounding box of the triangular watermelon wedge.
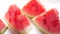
[22,0,45,18]
[32,8,60,34]
[4,4,32,34]
[0,20,8,34]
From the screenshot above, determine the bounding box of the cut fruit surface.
[32,8,60,34]
[9,15,31,31]
[0,20,8,34]
[5,4,32,34]
[22,0,45,17]
[5,4,21,21]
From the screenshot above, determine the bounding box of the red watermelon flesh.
[22,0,45,17]
[9,15,30,31]
[5,4,31,33]
[32,8,60,34]
[5,4,21,22]
[0,20,7,34]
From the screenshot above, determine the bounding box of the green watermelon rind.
[3,27,8,33]
[32,17,52,34]
[4,16,32,34]
[0,26,8,34]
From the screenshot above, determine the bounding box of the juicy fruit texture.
[9,15,30,31]
[5,4,31,34]
[32,8,60,34]
[0,20,7,34]
[22,0,45,17]
[5,4,21,21]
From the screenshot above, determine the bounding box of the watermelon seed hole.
[43,15,46,24]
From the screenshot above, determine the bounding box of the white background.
[0,0,60,34]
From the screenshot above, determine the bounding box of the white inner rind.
[22,9,34,18]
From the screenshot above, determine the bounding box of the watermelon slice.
[0,20,8,34]
[5,4,21,21]
[22,0,45,18]
[4,4,32,34]
[32,8,60,34]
